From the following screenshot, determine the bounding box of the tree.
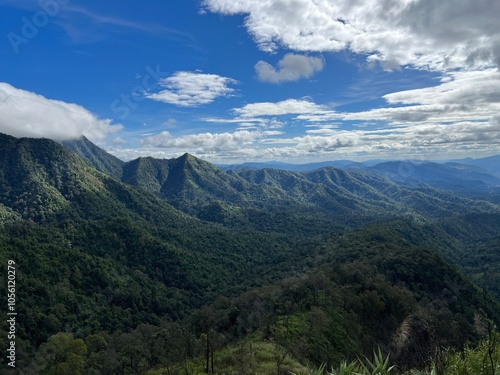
[33,332,87,375]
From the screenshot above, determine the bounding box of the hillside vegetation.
[0,133,499,374]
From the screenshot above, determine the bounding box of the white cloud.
[289,69,500,128]
[111,117,500,162]
[384,69,500,106]
[141,130,261,151]
[202,117,267,125]
[268,118,285,128]
[201,0,500,160]
[203,0,500,71]
[113,137,128,145]
[202,116,286,131]
[255,53,325,83]
[191,67,500,161]
[261,130,284,136]
[342,69,500,125]
[261,119,500,160]
[234,98,329,117]
[0,83,122,141]
[305,124,340,135]
[108,148,185,161]
[292,132,360,151]
[146,71,238,107]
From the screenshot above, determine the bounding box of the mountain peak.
[62,136,124,180]
[174,153,219,172]
[177,152,199,163]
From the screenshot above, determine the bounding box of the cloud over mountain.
[0,83,122,141]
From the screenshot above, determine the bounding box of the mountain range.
[62,136,499,230]
[1,132,500,373]
[451,154,500,177]
[219,154,500,176]
[369,161,500,193]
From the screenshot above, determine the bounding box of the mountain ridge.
[61,136,124,180]
[1,132,500,373]
[59,135,500,230]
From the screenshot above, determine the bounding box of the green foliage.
[33,333,87,375]
[61,136,124,180]
[358,348,395,375]
[1,133,500,374]
[59,135,500,235]
[462,235,500,299]
[334,360,362,375]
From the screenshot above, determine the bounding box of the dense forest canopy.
[0,133,499,374]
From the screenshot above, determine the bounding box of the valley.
[0,133,499,374]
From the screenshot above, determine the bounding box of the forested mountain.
[217,154,500,204]
[1,133,499,374]
[236,166,498,221]
[218,159,358,172]
[0,133,326,372]
[63,137,500,230]
[452,154,500,177]
[0,133,184,223]
[369,161,500,194]
[61,136,124,181]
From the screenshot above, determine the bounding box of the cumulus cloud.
[0,83,122,141]
[289,69,500,127]
[292,132,360,151]
[131,116,500,163]
[255,53,325,83]
[193,67,500,161]
[113,137,128,145]
[203,0,500,71]
[197,0,500,160]
[114,116,500,162]
[141,130,261,151]
[146,71,238,107]
[341,69,500,125]
[234,98,329,118]
[263,118,500,159]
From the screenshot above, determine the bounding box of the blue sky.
[1,0,500,163]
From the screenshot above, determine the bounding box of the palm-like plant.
[299,349,393,375]
[333,360,362,375]
[356,347,395,375]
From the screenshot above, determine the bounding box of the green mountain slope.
[0,134,309,359]
[237,166,499,221]
[60,138,499,232]
[158,217,500,373]
[61,136,124,180]
[1,133,499,374]
[121,152,337,234]
[122,153,256,207]
[326,214,500,301]
[462,235,500,298]
[0,133,187,224]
